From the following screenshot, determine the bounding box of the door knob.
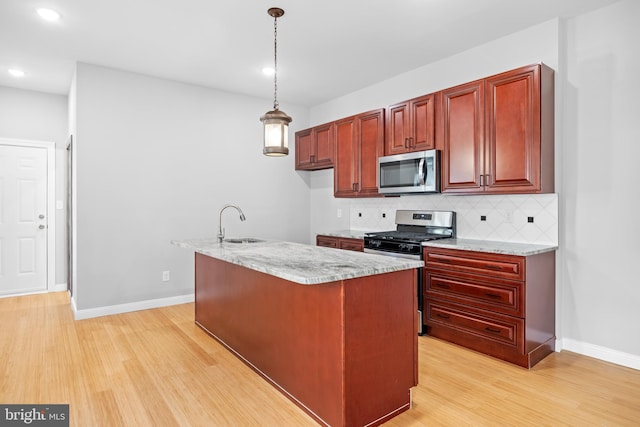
[39,214,45,219]
[39,225,45,229]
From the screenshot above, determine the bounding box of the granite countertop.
[423,238,558,256]
[317,230,368,239]
[172,238,423,285]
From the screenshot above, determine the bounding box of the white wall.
[561,0,640,362]
[72,63,311,312]
[307,18,561,243]
[0,86,69,286]
[307,3,640,367]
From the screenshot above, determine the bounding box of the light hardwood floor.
[1,292,639,426]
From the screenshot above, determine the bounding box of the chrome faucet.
[217,204,246,242]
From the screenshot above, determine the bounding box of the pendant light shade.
[261,108,292,156]
[261,7,291,157]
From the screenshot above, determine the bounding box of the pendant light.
[261,7,292,156]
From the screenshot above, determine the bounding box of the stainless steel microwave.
[377,149,440,195]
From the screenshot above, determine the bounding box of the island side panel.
[343,269,418,426]
[194,253,344,427]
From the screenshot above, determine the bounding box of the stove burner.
[364,210,456,251]
[366,231,447,242]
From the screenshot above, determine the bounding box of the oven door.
[364,248,426,335]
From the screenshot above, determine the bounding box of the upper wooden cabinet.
[441,80,485,193]
[386,93,436,155]
[334,109,385,198]
[295,122,334,170]
[441,63,554,194]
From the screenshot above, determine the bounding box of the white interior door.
[0,144,48,295]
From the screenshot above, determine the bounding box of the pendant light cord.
[273,14,279,110]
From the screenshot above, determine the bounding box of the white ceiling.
[0,0,619,107]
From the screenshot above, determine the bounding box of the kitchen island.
[172,238,424,427]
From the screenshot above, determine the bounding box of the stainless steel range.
[364,210,456,334]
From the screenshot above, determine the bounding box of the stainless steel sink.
[224,238,264,244]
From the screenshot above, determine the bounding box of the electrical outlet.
[481,215,487,221]
[505,210,513,223]
[382,212,386,218]
[162,271,170,282]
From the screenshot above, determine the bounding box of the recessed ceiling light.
[36,8,61,22]
[262,67,275,76]
[8,69,25,78]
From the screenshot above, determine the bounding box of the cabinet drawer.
[316,235,364,252]
[316,236,338,248]
[424,248,524,281]
[425,301,523,350]
[338,239,364,252]
[425,271,524,317]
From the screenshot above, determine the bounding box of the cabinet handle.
[435,283,451,289]
[436,313,450,319]
[484,265,502,270]
[409,137,414,148]
[404,138,409,148]
[485,327,502,334]
[485,293,501,299]
[310,155,315,163]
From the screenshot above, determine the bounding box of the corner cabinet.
[385,93,436,155]
[316,235,364,252]
[295,122,334,170]
[334,109,385,198]
[441,63,554,194]
[423,246,556,368]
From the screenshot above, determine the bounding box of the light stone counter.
[172,238,423,285]
[317,230,368,239]
[423,238,557,256]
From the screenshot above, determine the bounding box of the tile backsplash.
[349,193,558,245]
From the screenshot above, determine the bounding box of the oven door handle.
[418,158,426,185]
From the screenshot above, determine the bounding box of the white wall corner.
[53,283,68,292]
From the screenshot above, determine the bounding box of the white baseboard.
[561,338,640,371]
[72,293,194,320]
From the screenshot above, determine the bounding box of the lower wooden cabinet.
[316,235,364,252]
[423,246,555,368]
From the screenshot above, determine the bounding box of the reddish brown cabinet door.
[316,235,364,252]
[441,80,485,193]
[485,64,554,193]
[334,116,358,197]
[357,109,385,196]
[441,64,554,195]
[386,93,435,155]
[316,235,339,248]
[295,123,334,170]
[386,101,410,155]
[334,109,384,198]
[295,128,314,169]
